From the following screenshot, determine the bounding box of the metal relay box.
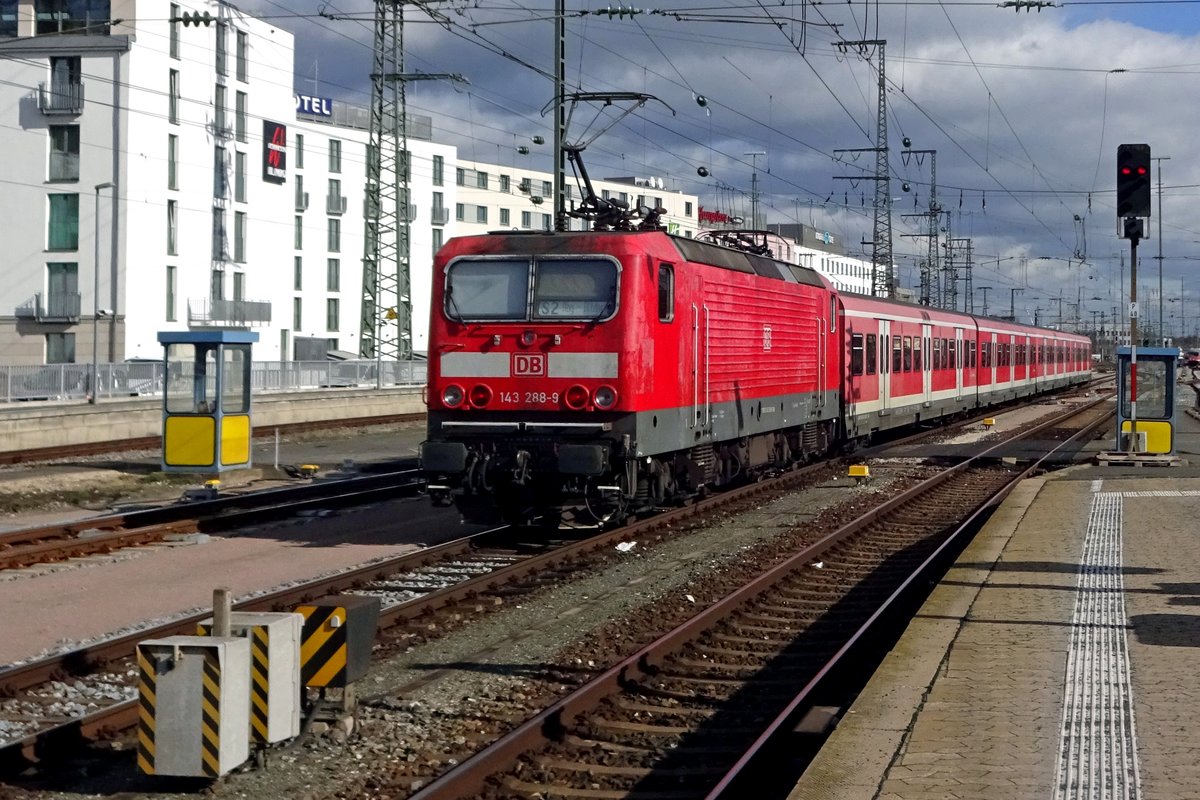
[135,635,250,777]
[198,612,303,744]
[295,595,380,688]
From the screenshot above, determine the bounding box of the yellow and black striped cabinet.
[135,636,250,778]
[295,596,381,689]
[197,612,303,745]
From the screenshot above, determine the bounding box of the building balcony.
[295,191,309,212]
[431,207,450,225]
[38,81,84,115]
[401,204,417,222]
[327,195,348,215]
[188,297,272,327]
[15,292,82,323]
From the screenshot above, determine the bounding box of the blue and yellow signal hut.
[157,330,259,473]
[1115,345,1177,454]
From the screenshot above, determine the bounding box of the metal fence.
[0,360,427,403]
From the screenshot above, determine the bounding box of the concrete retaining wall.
[0,388,426,454]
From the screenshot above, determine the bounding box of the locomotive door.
[690,301,710,429]
[955,328,964,400]
[921,323,932,406]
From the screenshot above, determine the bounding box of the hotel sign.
[263,120,286,184]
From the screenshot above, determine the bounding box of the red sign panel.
[263,120,287,184]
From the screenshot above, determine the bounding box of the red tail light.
[564,384,589,410]
[469,384,493,408]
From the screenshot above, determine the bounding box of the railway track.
[0,470,423,570]
[0,392,1111,786]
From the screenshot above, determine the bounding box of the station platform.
[790,401,1200,798]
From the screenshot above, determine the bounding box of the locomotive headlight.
[564,384,590,410]
[469,384,493,407]
[521,330,537,346]
[442,384,465,408]
[593,385,618,409]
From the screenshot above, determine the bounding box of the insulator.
[697,167,709,177]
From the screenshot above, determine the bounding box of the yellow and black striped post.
[200,650,222,778]
[136,646,157,775]
[248,626,270,743]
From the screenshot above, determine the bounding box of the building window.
[46,262,77,313]
[541,213,551,230]
[169,3,180,58]
[499,174,510,193]
[294,256,302,290]
[48,125,79,182]
[167,134,178,190]
[37,1,109,35]
[234,151,246,202]
[685,201,693,216]
[294,216,302,249]
[167,199,177,255]
[211,269,224,300]
[326,299,339,331]
[233,271,245,301]
[293,297,302,330]
[476,170,488,190]
[295,174,306,211]
[476,206,488,224]
[328,139,342,173]
[235,91,247,142]
[166,264,176,321]
[213,145,227,197]
[212,208,227,260]
[327,218,340,252]
[296,134,304,169]
[327,258,339,292]
[455,203,464,222]
[169,69,180,124]
[233,211,246,262]
[521,210,531,229]
[46,332,75,364]
[47,193,79,250]
[214,84,226,134]
[542,180,552,196]
[236,30,248,82]
[499,208,510,226]
[215,21,227,76]
[432,227,443,257]
[432,154,444,186]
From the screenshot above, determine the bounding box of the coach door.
[921,323,933,406]
[690,299,710,430]
[878,319,891,411]
[955,328,964,400]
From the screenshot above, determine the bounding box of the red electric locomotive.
[420,223,843,525]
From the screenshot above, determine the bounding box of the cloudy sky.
[246,0,1200,334]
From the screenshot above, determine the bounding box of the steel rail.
[406,396,1112,800]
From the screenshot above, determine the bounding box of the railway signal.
[1116,143,1151,219]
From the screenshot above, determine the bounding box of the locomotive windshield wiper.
[445,285,466,321]
[592,285,617,322]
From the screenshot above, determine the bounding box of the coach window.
[865,334,877,375]
[658,263,674,322]
[851,333,864,376]
[913,337,922,372]
[901,336,912,372]
[892,336,902,373]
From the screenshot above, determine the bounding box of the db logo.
[513,353,545,376]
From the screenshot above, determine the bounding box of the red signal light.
[1121,167,1132,175]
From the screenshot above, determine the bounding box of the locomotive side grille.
[689,443,717,484]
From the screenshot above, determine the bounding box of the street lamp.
[90,181,114,404]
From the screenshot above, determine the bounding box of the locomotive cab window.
[658,263,674,322]
[445,256,619,322]
[534,259,619,320]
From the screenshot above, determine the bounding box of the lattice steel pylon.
[361,0,409,361]
[838,39,894,297]
[361,2,461,362]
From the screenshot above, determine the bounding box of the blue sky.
[1066,1,1200,35]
